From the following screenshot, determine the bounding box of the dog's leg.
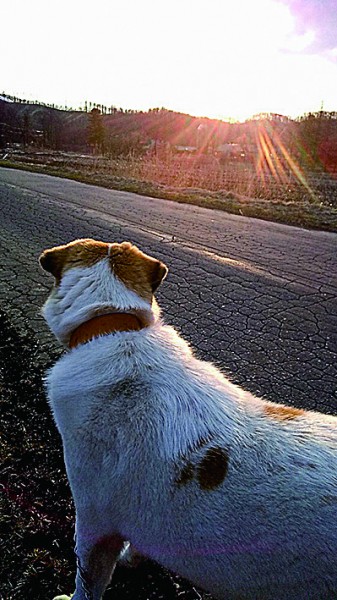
[71,520,125,600]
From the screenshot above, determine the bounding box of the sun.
[2,0,335,121]
[106,0,306,122]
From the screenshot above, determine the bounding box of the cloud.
[281,0,337,55]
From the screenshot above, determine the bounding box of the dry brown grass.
[2,150,337,231]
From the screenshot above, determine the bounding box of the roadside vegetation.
[2,149,337,232]
[1,93,337,232]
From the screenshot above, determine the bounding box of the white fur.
[42,259,159,345]
[43,260,337,600]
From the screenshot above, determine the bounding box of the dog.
[39,238,337,600]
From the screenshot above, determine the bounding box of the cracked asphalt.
[0,166,337,413]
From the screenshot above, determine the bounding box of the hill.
[1,93,337,232]
[1,94,337,174]
[0,93,292,154]
[0,95,244,151]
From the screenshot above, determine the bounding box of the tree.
[22,112,31,148]
[297,111,337,168]
[41,110,63,149]
[87,108,105,153]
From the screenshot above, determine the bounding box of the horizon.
[2,91,333,126]
[2,0,337,122]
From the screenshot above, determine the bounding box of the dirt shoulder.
[1,153,337,232]
[1,311,212,600]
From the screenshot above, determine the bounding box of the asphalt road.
[0,166,336,412]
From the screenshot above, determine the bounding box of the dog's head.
[39,238,168,344]
[40,238,168,300]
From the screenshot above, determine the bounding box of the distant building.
[215,143,244,157]
[174,145,197,153]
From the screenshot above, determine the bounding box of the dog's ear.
[39,238,108,282]
[39,247,67,281]
[109,242,168,300]
[149,259,168,292]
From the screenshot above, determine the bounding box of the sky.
[2,0,337,122]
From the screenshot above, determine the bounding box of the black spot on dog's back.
[197,447,229,490]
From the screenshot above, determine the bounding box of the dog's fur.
[40,238,337,600]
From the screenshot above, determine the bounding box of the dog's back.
[41,239,337,600]
[48,322,337,600]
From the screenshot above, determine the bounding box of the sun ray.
[253,120,316,200]
[274,134,315,198]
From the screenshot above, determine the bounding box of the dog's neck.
[69,313,144,349]
[42,261,160,345]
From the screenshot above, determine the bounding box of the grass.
[0,311,212,599]
[1,150,337,232]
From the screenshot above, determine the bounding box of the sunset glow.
[2,0,337,121]
[254,121,315,198]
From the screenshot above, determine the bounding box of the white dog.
[40,238,337,600]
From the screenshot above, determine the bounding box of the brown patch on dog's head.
[39,238,108,283]
[108,242,168,302]
[264,404,305,421]
[39,239,168,299]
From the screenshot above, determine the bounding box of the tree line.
[1,93,337,171]
[1,91,152,116]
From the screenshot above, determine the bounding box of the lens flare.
[254,120,316,200]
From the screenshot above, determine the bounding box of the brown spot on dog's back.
[175,462,195,487]
[40,238,108,282]
[174,435,216,489]
[264,404,305,421]
[197,447,229,491]
[108,242,168,301]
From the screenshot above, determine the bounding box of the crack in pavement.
[2,169,337,292]
[0,169,336,412]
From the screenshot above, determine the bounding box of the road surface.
[0,167,336,412]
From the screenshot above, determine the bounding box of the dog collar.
[68,313,143,349]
